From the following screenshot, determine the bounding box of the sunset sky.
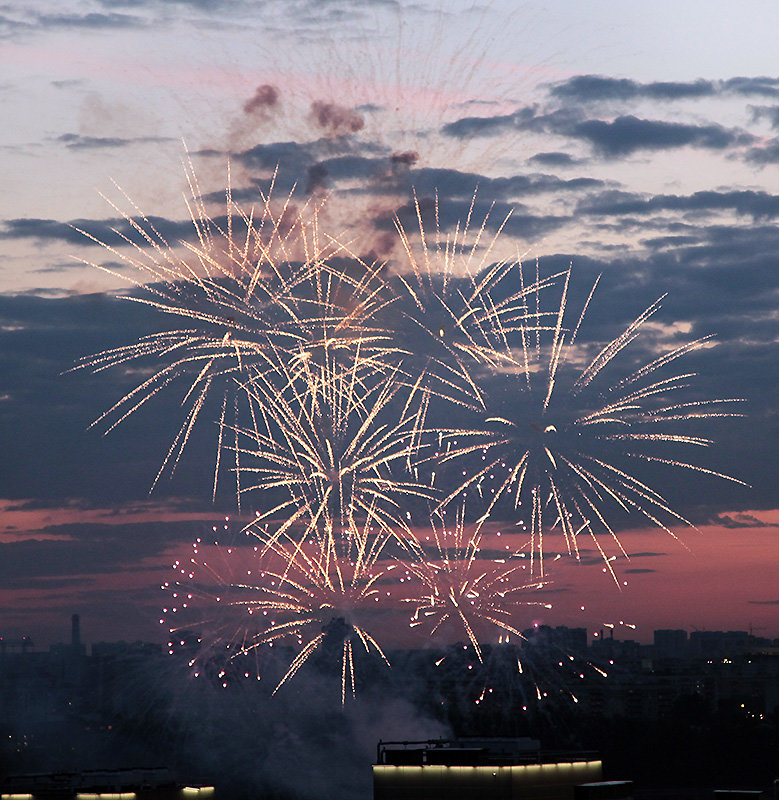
[0,0,777,648]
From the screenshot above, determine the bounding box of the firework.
[71,159,389,505]
[252,520,393,703]
[75,151,745,700]
[379,191,560,414]
[402,505,550,661]
[234,337,436,545]
[165,518,392,703]
[435,267,746,580]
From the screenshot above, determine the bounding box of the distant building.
[521,625,588,653]
[0,635,34,655]
[653,629,688,659]
[690,630,751,658]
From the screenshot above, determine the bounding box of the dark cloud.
[390,151,418,168]
[566,552,611,568]
[36,258,129,275]
[6,575,98,590]
[314,153,386,182]
[98,0,231,6]
[0,291,232,505]
[56,133,174,150]
[379,195,568,241]
[548,75,716,103]
[548,74,779,103]
[201,148,396,202]
[624,568,655,574]
[708,513,776,529]
[0,13,31,37]
[36,12,145,30]
[407,167,604,201]
[223,145,399,196]
[744,137,779,165]
[748,599,779,605]
[217,140,604,206]
[640,234,702,250]
[749,105,779,129]
[3,9,147,38]
[233,139,321,177]
[626,233,777,339]
[2,497,198,515]
[443,106,751,159]
[569,116,752,156]
[0,214,217,247]
[0,520,199,588]
[722,76,779,98]
[577,188,779,220]
[314,158,602,203]
[236,139,324,169]
[527,151,581,167]
[441,106,537,139]
[305,162,329,193]
[51,79,84,89]
[49,519,203,545]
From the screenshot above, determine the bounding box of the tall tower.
[71,613,81,650]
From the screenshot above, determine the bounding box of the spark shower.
[74,157,744,702]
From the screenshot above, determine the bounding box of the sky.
[0,0,777,649]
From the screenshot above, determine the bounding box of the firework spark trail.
[382,191,562,415]
[71,159,401,505]
[434,266,746,581]
[402,505,550,661]
[166,518,393,703]
[233,337,437,549]
[250,520,393,703]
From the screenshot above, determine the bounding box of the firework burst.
[71,159,390,505]
[402,505,550,661]
[249,520,392,703]
[380,191,560,414]
[76,155,745,699]
[165,518,392,703]
[436,267,746,580]
[234,339,436,545]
